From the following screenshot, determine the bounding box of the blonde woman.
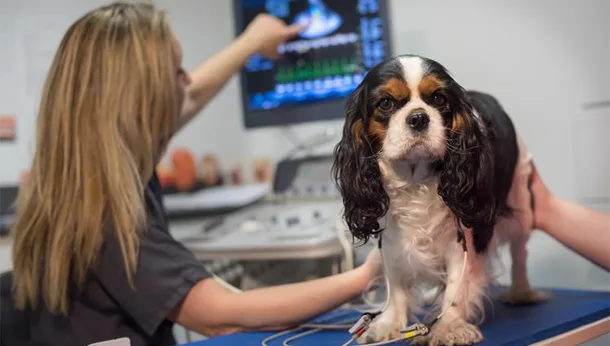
[10,2,381,346]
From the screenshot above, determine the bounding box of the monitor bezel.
[232,0,394,129]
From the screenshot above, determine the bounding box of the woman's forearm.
[226,266,371,330]
[171,250,380,337]
[538,196,610,271]
[177,34,258,130]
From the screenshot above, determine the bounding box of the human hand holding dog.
[360,246,383,283]
[529,162,552,231]
[529,162,610,271]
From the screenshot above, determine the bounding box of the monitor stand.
[280,125,339,159]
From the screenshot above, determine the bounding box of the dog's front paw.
[497,289,550,306]
[358,319,403,344]
[427,321,483,346]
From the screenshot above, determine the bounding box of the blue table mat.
[182,287,610,345]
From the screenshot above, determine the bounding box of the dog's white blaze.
[398,56,426,99]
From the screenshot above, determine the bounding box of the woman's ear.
[437,91,497,253]
[332,83,389,244]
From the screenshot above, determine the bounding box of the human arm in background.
[169,247,382,337]
[175,14,306,132]
[530,163,610,271]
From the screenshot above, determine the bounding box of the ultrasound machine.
[168,0,393,288]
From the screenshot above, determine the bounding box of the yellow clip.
[403,330,420,340]
[401,323,430,340]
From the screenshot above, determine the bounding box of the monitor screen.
[233,0,393,128]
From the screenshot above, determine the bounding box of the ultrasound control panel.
[183,199,343,253]
[273,155,340,199]
[176,155,346,258]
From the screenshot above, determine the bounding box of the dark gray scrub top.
[25,171,211,346]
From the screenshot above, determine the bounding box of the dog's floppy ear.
[332,82,389,244]
[437,88,496,253]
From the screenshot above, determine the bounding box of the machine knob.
[239,220,264,233]
[287,217,300,227]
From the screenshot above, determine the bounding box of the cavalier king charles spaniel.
[332,55,548,345]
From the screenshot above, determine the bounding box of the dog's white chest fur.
[381,180,456,285]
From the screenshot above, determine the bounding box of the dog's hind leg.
[497,148,550,305]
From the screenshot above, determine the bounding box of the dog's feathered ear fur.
[332,83,389,243]
[437,88,497,253]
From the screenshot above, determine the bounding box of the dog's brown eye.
[378,98,395,112]
[432,93,447,106]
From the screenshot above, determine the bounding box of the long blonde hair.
[11,1,179,315]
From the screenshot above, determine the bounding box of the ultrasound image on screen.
[239,0,388,111]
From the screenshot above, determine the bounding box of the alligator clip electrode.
[348,312,380,338]
[400,312,444,340]
[400,323,430,340]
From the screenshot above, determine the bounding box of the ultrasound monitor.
[233,0,393,128]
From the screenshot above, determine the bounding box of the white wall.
[0,0,608,332]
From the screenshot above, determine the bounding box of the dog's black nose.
[407,111,429,131]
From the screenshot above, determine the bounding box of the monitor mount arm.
[281,126,339,159]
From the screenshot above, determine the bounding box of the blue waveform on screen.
[245,54,274,72]
[265,0,290,18]
[293,0,343,39]
[358,0,379,14]
[249,73,365,110]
